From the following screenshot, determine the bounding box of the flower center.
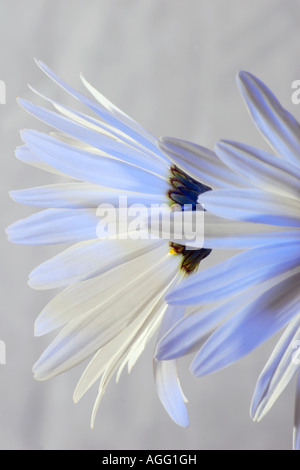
[168,165,212,275]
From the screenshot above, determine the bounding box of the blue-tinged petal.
[21,130,168,194]
[293,373,300,450]
[153,305,189,426]
[18,98,167,176]
[237,71,300,165]
[250,315,300,422]
[190,272,300,377]
[154,359,189,427]
[35,60,166,159]
[6,208,99,245]
[159,137,252,190]
[202,215,300,250]
[15,144,71,177]
[215,140,300,201]
[199,189,300,227]
[166,242,300,305]
[29,84,169,168]
[157,282,277,361]
[10,183,165,209]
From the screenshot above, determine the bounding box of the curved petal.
[154,359,189,427]
[159,136,252,189]
[34,243,172,336]
[157,281,284,361]
[29,238,164,289]
[33,250,178,380]
[237,71,300,166]
[73,298,167,404]
[250,315,300,422]
[35,60,163,157]
[215,140,300,201]
[18,98,167,176]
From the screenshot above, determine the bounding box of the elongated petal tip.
[236,70,251,83]
[236,70,262,95]
[190,359,206,377]
[5,221,22,244]
[32,363,47,381]
[9,189,27,203]
[32,354,57,381]
[154,341,179,361]
[17,97,30,110]
[189,342,230,378]
[214,139,234,153]
[158,136,179,158]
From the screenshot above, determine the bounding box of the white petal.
[250,315,300,422]
[34,242,169,335]
[80,73,164,152]
[34,252,174,380]
[237,71,300,165]
[190,272,300,377]
[215,140,300,200]
[199,189,300,227]
[159,137,252,189]
[156,304,185,342]
[21,130,168,194]
[74,299,166,404]
[33,250,177,380]
[29,238,164,289]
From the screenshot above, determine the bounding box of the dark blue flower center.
[168,165,212,275]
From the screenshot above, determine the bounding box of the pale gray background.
[0,0,299,450]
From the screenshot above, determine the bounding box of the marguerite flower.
[156,71,300,448]
[6,60,225,428]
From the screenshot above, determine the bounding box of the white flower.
[7,60,220,428]
[156,71,300,448]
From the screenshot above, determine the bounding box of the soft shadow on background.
[1,0,300,450]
